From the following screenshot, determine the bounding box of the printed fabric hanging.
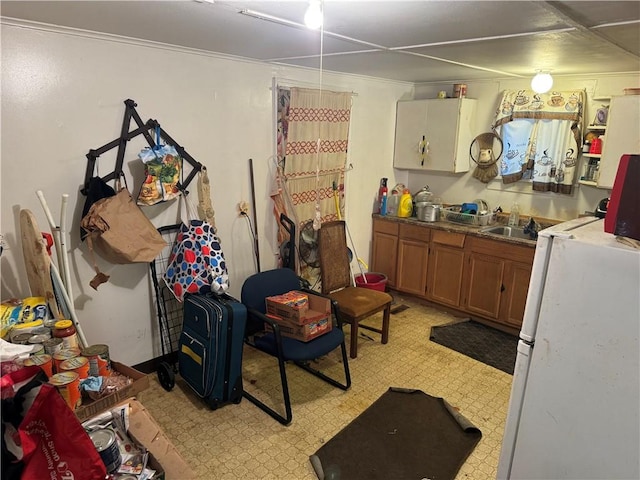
[493,89,585,194]
[283,87,352,228]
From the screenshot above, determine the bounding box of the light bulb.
[304,0,323,29]
[531,72,553,94]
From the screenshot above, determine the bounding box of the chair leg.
[295,345,351,391]
[350,320,359,359]
[242,345,293,426]
[381,304,390,344]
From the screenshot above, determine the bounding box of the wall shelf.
[578,179,598,187]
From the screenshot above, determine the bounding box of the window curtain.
[494,89,584,194]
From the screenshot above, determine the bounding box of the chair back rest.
[318,221,351,294]
[241,268,302,314]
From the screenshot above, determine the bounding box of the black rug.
[310,387,482,480]
[429,319,518,374]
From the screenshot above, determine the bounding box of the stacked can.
[82,344,112,377]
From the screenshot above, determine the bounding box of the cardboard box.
[266,311,332,342]
[266,290,331,325]
[75,361,149,422]
[266,290,310,322]
[126,398,195,480]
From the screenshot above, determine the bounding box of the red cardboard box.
[266,312,332,342]
[266,290,311,323]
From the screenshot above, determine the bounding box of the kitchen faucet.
[523,217,540,239]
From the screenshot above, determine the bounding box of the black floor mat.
[429,320,518,374]
[310,388,481,480]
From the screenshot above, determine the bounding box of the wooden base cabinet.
[464,252,505,319]
[371,218,399,287]
[463,237,534,330]
[500,261,533,328]
[396,224,430,296]
[370,217,535,330]
[427,230,466,307]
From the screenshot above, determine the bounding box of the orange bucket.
[49,371,81,410]
[23,354,53,378]
[59,356,90,380]
[52,347,81,374]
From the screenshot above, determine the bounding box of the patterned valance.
[493,89,585,129]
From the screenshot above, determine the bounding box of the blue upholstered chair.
[240,268,351,425]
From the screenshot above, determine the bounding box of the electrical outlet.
[238,201,249,215]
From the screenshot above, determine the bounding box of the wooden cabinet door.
[464,252,505,319]
[371,231,398,287]
[500,261,533,329]
[397,238,429,296]
[427,243,465,307]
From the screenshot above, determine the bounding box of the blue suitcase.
[179,293,246,409]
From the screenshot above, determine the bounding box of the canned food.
[52,347,81,373]
[28,334,50,345]
[453,83,467,98]
[23,354,53,377]
[82,344,112,377]
[11,332,33,345]
[32,326,52,337]
[43,337,63,356]
[59,356,90,380]
[49,371,81,409]
[89,428,122,474]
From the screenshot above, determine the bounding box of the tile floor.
[138,295,514,479]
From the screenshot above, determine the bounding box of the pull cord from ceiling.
[312,3,324,232]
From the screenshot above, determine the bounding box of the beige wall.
[2,20,638,364]
[0,21,412,364]
[409,75,640,220]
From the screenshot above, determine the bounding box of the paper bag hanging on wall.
[81,186,166,288]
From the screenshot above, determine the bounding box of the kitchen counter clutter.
[370,214,556,332]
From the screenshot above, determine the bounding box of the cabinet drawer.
[399,223,430,242]
[431,230,465,248]
[373,218,399,236]
[470,237,534,263]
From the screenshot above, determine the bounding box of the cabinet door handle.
[501,284,505,292]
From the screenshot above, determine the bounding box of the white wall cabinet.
[597,95,640,189]
[393,98,476,172]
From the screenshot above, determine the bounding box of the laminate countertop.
[372,214,550,247]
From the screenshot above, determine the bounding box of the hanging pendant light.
[304,0,323,29]
[531,71,553,94]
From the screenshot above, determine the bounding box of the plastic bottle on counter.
[387,192,399,216]
[508,202,520,227]
[380,189,388,216]
[397,189,413,218]
[375,177,388,214]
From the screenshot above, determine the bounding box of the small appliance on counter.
[594,197,609,218]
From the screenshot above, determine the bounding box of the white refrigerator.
[497,217,640,479]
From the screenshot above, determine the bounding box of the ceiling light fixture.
[304,0,323,30]
[531,71,553,94]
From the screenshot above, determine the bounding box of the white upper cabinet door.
[393,98,476,172]
[597,95,640,189]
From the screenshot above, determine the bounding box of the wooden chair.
[318,220,393,359]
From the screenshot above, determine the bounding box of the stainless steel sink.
[481,225,535,240]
